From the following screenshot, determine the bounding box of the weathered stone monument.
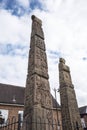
[59,58,82,130]
[23,15,53,130]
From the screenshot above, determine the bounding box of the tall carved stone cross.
[23,15,53,130]
[59,58,83,130]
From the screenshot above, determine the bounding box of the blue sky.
[0,0,87,107]
[0,0,43,16]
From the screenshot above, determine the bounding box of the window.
[81,118,86,128]
[18,111,23,127]
[0,109,8,124]
[18,111,23,121]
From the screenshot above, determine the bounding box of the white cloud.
[0,9,31,45]
[0,54,28,86]
[16,0,30,8]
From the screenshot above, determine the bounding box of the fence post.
[76,121,79,130]
[18,114,21,130]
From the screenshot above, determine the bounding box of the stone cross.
[23,15,53,130]
[59,58,83,130]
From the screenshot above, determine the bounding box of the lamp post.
[53,88,60,130]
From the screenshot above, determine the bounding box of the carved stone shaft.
[23,15,53,130]
[59,58,83,130]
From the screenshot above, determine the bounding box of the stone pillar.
[23,15,53,130]
[59,58,83,130]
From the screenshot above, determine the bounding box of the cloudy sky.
[0,0,87,107]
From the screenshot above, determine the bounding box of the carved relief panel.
[31,21,44,39]
[45,92,52,107]
[35,36,45,51]
[36,89,41,104]
[28,48,35,75]
[35,75,41,104]
[59,63,72,85]
[40,50,47,68]
[41,52,48,78]
[35,47,41,68]
[41,78,50,91]
[25,76,35,107]
[35,75,51,107]
[63,71,72,85]
[46,110,53,123]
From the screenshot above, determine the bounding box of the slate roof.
[0,83,60,108]
[79,106,87,115]
[52,96,60,109]
[0,83,24,105]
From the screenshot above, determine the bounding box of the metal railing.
[0,115,61,130]
[0,115,86,130]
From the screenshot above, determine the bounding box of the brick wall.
[53,108,62,130]
[0,104,62,124]
[0,104,24,121]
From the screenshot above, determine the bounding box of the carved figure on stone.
[41,82,49,91]
[35,47,41,68]
[59,58,72,85]
[35,37,45,50]
[41,92,46,106]
[59,58,70,72]
[46,92,51,105]
[36,89,41,104]
[46,110,52,123]
[46,95,51,106]
[36,75,41,90]
[40,50,47,67]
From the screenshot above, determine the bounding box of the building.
[0,83,24,122]
[0,83,62,127]
[79,106,87,129]
[0,82,87,129]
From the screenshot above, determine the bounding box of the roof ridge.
[0,83,25,88]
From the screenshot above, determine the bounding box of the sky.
[0,0,87,107]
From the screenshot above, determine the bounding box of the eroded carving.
[24,15,53,130]
[59,59,72,85]
[35,36,45,51]
[41,92,46,106]
[46,92,51,106]
[31,20,44,39]
[35,47,41,68]
[46,110,53,123]
[36,89,41,104]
